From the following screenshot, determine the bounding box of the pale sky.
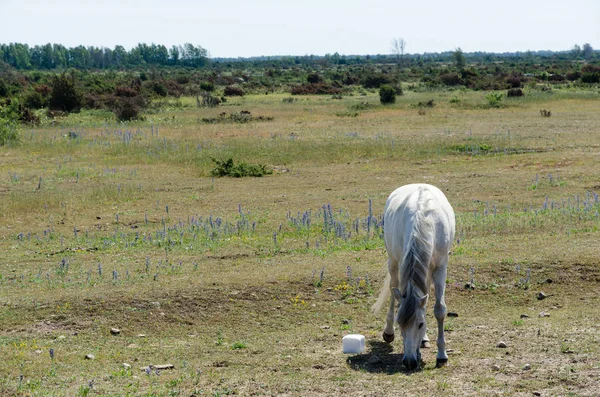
[1,0,598,58]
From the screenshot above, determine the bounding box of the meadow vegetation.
[1,50,600,395]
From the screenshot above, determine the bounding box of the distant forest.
[0,42,597,70]
[0,43,209,70]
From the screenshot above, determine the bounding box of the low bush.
[485,92,504,107]
[440,73,462,86]
[412,99,436,108]
[307,73,323,84]
[581,71,600,84]
[200,81,215,92]
[112,98,143,121]
[224,86,245,96]
[379,84,396,104]
[49,73,82,113]
[290,83,342,95]
[0,119,19,145]
[361,72,391,89]
[22,90,46,109]
[196,93,221,107]
[201,111,273,124]
[506,74,525,88]
[210,157,272,178]
[507,88,524,97]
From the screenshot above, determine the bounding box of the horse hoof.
[436,358,448,368]
[421,341,431,348]
[383,332,395,343]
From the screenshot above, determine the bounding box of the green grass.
[1,87,600,395]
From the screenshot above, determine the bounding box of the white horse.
[372,184,455,370]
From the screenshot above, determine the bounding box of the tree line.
[0,43,209,70]
[1,41,597,72]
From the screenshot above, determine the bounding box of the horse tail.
[400,188,435,295]
[371,270,391,315]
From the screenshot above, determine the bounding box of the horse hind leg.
[433,262,449,367]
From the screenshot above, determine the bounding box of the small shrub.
[231,341,247,350]
[282,97,296,103]
[565,71,581,81]
[485,92,503,108]
[450,143,492,154]
[540,109,552,117]
[201,111,272,124]
[210,158,272,178]
[307,73,323,84]
[361,72,391,89]
[196,93,221,108]
[224,86,245,96]
[83,93,103,110]
[507,88,524,97]
[0,119,19,145]
[0,80,9,97]
[581,71,600,84]
[379,84,396,104]
[440,73,462,86]
[449,95,461,104]
[335,111,359,117]
[115,86,139,98]
[412,99,435,108]
[22,90,47,109]
[200,81,215,92]
[151,82,168,97]
[506,74,525,88]
[175,75,190,85]
[17,106,40,125]
[113,98,142,121]
[49,73,82,113]
[290,83,342,95]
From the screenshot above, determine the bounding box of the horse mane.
[397,188,435,329]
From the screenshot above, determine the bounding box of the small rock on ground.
[523,363,532,370]
[539,312,550,317]
[140,364,174,371]
[447,312,459,317]
[537,292,547,300]
[497,341,507,348]
[491,364,500,371]
[110,328,120,335]
[85,354,95,360]
[153,364,174,370]
[520,314,530,318]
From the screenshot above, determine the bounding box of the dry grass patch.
[1,89,600,395]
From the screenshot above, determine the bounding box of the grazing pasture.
[1,88,600,396]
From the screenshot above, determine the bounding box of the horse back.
[383,184,455,265]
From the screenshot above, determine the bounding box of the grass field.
[1,87,600,396]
